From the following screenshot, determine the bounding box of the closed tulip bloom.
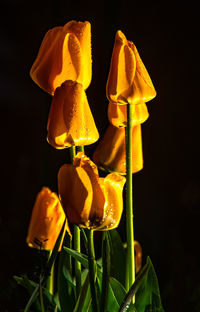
[93,124,143,175]
[108,101,149,128]
[47,80,99,149]
[26,187,71,250]
[106,30,156,105]
[30,20,92,95]
[58,152,126,230]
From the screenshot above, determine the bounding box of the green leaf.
[14,275,60,311]
[118,260,151,312]
[63,247,89,268]
[73,273,92,312]
[110,278,127,306]
[100,232,111,312]
[97,268,120,312]
[135,257,165,312]
[108,229,126,286]
[57,247,76,312]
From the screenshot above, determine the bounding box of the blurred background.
[1,1,200,311]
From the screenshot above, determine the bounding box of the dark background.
[1,1,200,311]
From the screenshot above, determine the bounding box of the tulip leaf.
[63,246,89,268]
[118,259,151,312]
[97,267,123,311]
[73,273,92,312]
[135,257,165,312]
[57,246,76,312]
[108,229,126,286]
[100,232,111,312]
[14,275,60,311]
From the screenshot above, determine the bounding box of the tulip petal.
[47,80,99,149]
[106,31,136,104]
[95,173,126,230]
[106,30,156,105]
[26,187,68,250]
[58,163,93,226]
[73,153,105,225]
[30,20,92,94]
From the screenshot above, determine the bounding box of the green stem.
[69,146,82,298]
[74,225,81,297]
[87,229,99,312]
[69,146,76,163]
[125,104,135,295]
[77,145,85,153]
[46,250,54,294]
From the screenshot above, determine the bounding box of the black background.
[1,1,200,311]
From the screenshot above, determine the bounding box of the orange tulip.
[108,101,149,128]
[106,30,156,105]
[30,20,92,95]
[26,187,71,250]
[58,152,126,230]
[47,80,99,149]
[93,124,143,175]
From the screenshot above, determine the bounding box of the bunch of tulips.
[14,20,165,312]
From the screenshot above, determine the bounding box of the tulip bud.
[58,153,126,230]
[93,124,143,175]
[106,30,156,105]
[47,80,99,149]
[26,187,71,250]
[30,20,92,94]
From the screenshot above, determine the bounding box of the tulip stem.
[87,229,99,312]
[46,250,54,294]
[69,146,82,298]
[125,104,135,296]
[77,146,85,153]
[74,225,82,297]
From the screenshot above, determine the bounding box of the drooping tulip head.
[106,30,156,105]
[30,20,92,94]
[93,124,143,175]
[58,153,126,230]
[47,80,99,149]
[26,187,71,250]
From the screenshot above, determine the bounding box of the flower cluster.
[92,30,156,175]
[21,19,164,312]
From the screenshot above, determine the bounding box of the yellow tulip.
[108,101,149,128]
[30,20,92,95]
[47,80,99,149]
[58,152,126,230]
[106,30,156,105]
[26,187,71,250]
[93,124,143,175]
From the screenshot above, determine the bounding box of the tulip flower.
[47,80,99,149]
[93,124,143,175]
[106,30,156,105]
[30,20,92,95]
[58,152,126,230]
[26,187,71,250]
[108,101,149,128]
